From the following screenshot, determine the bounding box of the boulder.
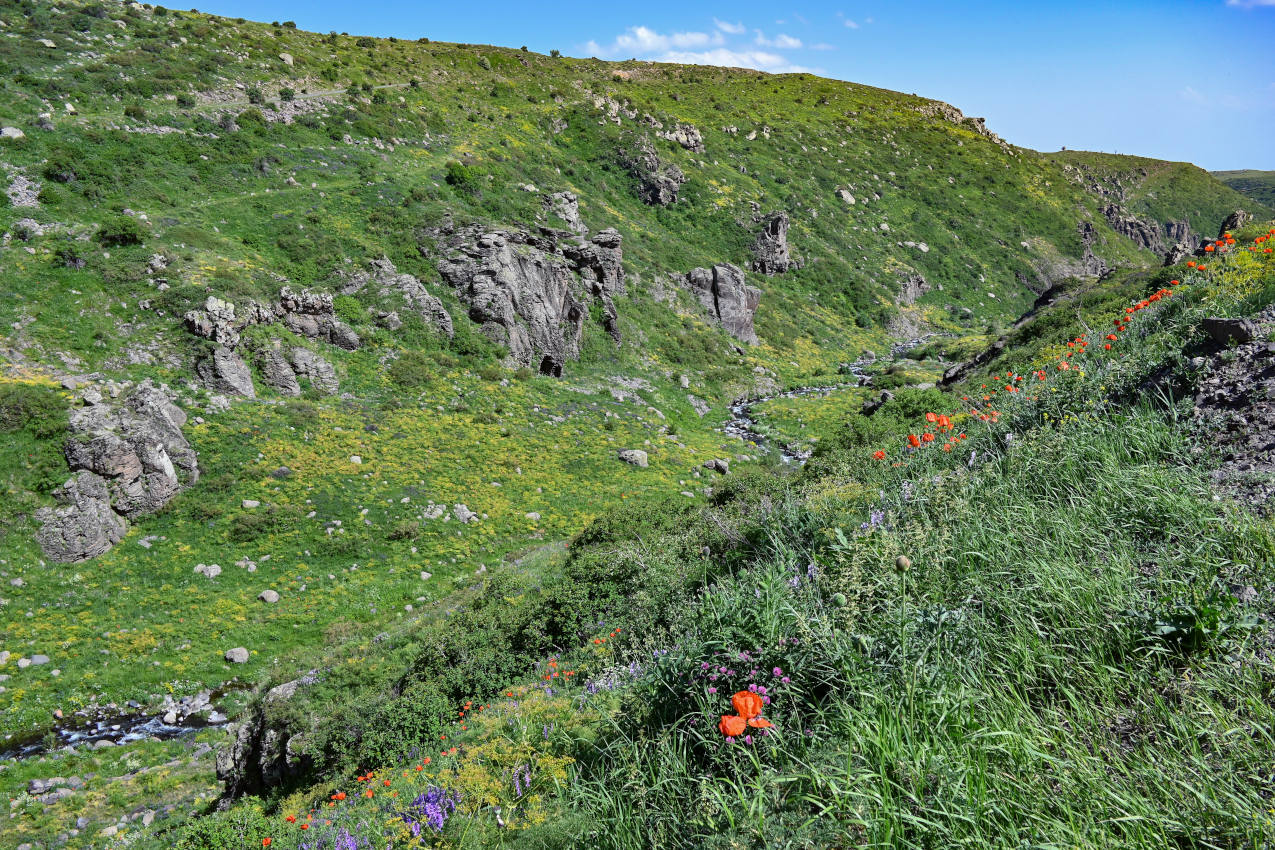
[1201,317,1259,346]
[546,191,587,236]
[224,647,250,664]
[1163,241,1194,267]
[0,127,25,141]
[184,296,241,346]
[257,347,301,396]
[618,449,649,468]
[34,472,126,563]
[703,458,730,475]
[437,230,587,376]
[751,211,798,275]
[684,264,762,345]
[453,503,478,524]
[288,348,338,394]
[257,590,280,604]
[196,346,256,397]
[1218,210,1251,238]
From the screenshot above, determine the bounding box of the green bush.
[174,797,271,850]
[0,382,67,439]
[96,216,145,246]
[246,85,264,105]
[387,349,436,389]
[279,87,295,102]
[124,103,147,120]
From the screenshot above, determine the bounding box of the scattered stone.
[703,458,730,475]
[278,52,293,66]
[618,449,649,468]
[1201,317,1258,346]
[0,126,24,141]
[194,563,222,579]
[257,589,280,604]
[30,654,50,665]
[242,499,260,509]
[453,504,477,523]
[349,455,362,465]
[524,511,540,521]
[224,647,250,664]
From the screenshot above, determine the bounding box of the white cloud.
[755,30,803,48]
[714,18,746,34]
[844,19,860,28]
[585,25,723,58]
[1226,0,1275,6]
[658,48,816,74]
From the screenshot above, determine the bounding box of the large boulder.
[34,472,127,563]
[216,674,317,799]
[196,346,256,397]
[35,382,197,561]
[658,122,705,153]
[685,264,762,346]
[617,449,649,468]
[436,230,587,376]
[751,211,798,275]
[257,347,301,397]
[1218,210,1251,237]
[289,348,338,395]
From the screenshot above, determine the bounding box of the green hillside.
[1213,169,1275,208]
[1,1,1273,848]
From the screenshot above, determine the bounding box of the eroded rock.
[685,264,762,345]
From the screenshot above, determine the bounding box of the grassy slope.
[0,1,1272,845]
[1213,169,1275,209]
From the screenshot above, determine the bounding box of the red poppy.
[925,412,938,423]
[719,714,747,737]
[907,434,920,448]
[872,450,886,460]
[732,690,764,719]
[922,433,935,443]
[747,716,773,729]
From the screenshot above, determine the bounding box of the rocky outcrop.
[1102,203,1164,253]
[196,346,256,397]
[915,101,1009,150]
[1219,210,1251,237]
[546,191,587,236]
[217,673,318,799]
[433,225,625,375]
[289,348,338,395]
[896,273,931,306]
[623,136,685,206]
[751,211,798,275]
[35,472,127,563]
[617,449,649,467]
[1192,303,1275,509]
[336,257,453,339]
[939,338,1008,388]
[35,382,198,562]
[278,288,360,350]
[257,347,301,397]
[658,123,705,153]
[685,264,762,345]
[1164,241,1195,266]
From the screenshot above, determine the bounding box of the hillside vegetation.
[1215,169,1275,209]
[1,1,1273,847]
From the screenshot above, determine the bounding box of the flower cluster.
[718,690,774,743]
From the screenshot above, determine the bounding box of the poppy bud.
[895,555,911,572]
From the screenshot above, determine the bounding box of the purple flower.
[781,676,790,684]
[773,667,783,677]
[744,735,753,744]
[402,786,460,834]
[707,686,717,694]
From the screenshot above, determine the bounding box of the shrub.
[176,92,195,107]
[173,797,271,850]
[443,160,476,189]
[245,85,264,105]
[0,382,67,439]
[388,350,436,389]
[279,87,295,102]
[477,364,503,382]
[96,216,145,247]
[123,103,146,120]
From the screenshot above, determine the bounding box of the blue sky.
[197,0,1275,170]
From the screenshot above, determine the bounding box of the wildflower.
[300,823,309,831]
[733,690,764,718]
[285,815,296,824]
[872,449,886,460]
[719,714,747,737]
[263,841,272,848]
[907,434,920,448]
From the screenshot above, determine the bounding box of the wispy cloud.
[584,25,724,58]
[582,20,818,74]
[755,31,803,48]
[1225,0,1275,7]
[844,19,860,29]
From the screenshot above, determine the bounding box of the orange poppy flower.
[872,450,886,460]
[732,690,764,719]
[907,434,920,448]
[747,716,773,729]
[719,714,747,737]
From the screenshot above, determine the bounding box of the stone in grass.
[257,589,280,604]
[194,563,222,579]
[617,449,649,467]
[420,571,432,581]
[224,647,250,664]
[30,654,50,665]
[242,499,260,509]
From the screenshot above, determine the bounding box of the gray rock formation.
[1201,317,1259,346]
[434,225,625,375]
[184,296,241,347]
[623,136,685,206]
[1164,241,1195,267]
[896,273,931,306]
[1219,210,1251,237]
[618,449,649,467]
[685,264,762,345]
[35,382,197,562]
[224,647,250,664]
[278,288,360,350]
[752,211,798,275]
[257,347,301,396]
[196,346,256,397]
[216,673,317,799]
[658,123,705,153]
[337,257,453,339]
[34,473,127,563]
[1102,204,1163,253]
[289,348,338,394]
[546,191,587,235]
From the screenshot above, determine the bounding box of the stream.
[723,360,873,464]
[1,685,245,761]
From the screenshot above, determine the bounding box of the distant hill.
[1212,169,1275,208]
